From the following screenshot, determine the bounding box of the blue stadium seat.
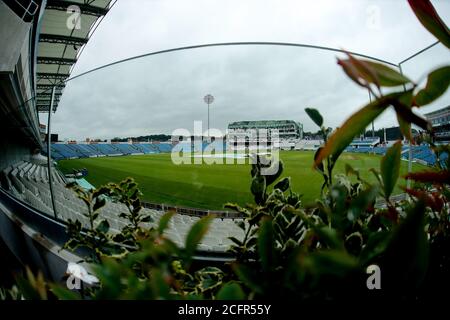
[96,144,122,155]
[52,144,80,158]
[76,144,99,156]
[139,144,160,154]
[112,144,137,154]
[157,144,172,153]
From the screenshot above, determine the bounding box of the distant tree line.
[364,126,418,142]
[111,134,172,142]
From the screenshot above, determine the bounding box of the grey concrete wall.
[0,1,31,73]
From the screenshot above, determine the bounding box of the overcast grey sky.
[48,0,450,141]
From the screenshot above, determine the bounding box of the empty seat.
[3,161,244,253]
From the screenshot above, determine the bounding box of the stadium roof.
[36,0,115,112]
[228,120,302,129]
[424,105,450,117]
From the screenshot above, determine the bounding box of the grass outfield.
[57,151,425,210]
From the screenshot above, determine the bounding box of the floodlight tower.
[203,94,214,138]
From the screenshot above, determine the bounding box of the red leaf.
[408,0,450,49]
[379,206,399,223]
[403,188,444,212]
[314,92,405,168]
[337,58,368,89]
[404,170,450,184]
[337,53,380,90]
[392,100,431,132]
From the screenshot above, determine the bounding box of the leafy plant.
[306,107,335,190]
[63,182,124,262]
[54,178,228,299]
[3,0,449,302]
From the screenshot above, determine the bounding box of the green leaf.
[118,212,128,219]
[184,215,214,259]
[369,168,382,186]
[64,238,80,251]
[150,269,171,299]
[224,203,249,215]
[49,284,82,300]
[394,89,414,141]
[408,0,450,49]
[347,185,379,221]
[301,250,359,278]
[91,258,123,299]
[273,177,290,192]
[264,160,284,186]
[380,141,402,199]
[380,198,429,291]
[315,92,402,167]
[132,199,141,214]
[305,108,323,127]
[236,220,246,231]
[232,263,263,294]
[250,163,259,178]
[92,186,111,198]
[344,232,364,256]
[258,218,276,273]
[250,174,266,204]
[96,219,110,234]
[345,163,358,177]
[158,211,175,235]
[195,267,224,293]
[216,282,246,300]
[359,231,390,266]
[414,66,450,106]
[15,276,41,300]
[139,215,152,223]
[93,197,106,212]
[92,212,100,221]
[314,226,344,250]
[80,197,90,211]
[246,236,258,249]
[364,60,411,87]
[228,236,243,246]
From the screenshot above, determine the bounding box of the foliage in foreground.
[2,0,450,300]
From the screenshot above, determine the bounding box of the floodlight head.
[204,94,214,104]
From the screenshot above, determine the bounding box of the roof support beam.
[37,84,65,89]
[37,96,61,102]
[37,57,77,65]
[37,102,61,107]
[37,105,58,112]
[37,72,70,81]
[39,33,88,46]
[45,0,108,17]
[37,101,61,107]
[37,92,63,98]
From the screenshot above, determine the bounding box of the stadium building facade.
[425,106,450,127]
[226,120,303,150]
[424,106,450,142]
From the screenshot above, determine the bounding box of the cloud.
[46,0,450,140]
